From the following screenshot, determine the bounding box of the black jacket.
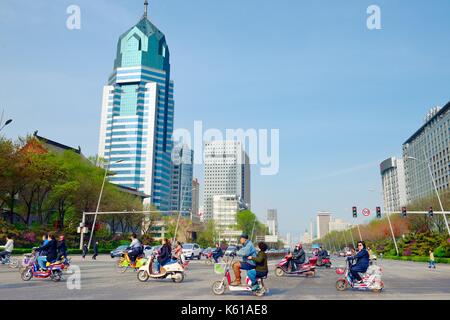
[57,240,67,256]
[158,244,172,262]
[213,247,223,257]
[93,243,98,254]
[39,239,57,262]
[292,248,305,264]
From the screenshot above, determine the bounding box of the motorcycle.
[335,259,384,293]
[275,255,317,277]
[21,257,66,282]
[315,255,332,268]
[137,253,185,283]
[211,257,268,297]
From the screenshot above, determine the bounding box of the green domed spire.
[113,1,170,71]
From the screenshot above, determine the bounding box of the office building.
[328,217,350,232]
[267,209,279,236]
[203,141,251,221]
[213,195,246,245]
[316,212,331,239]
[192,178,200,220]
[98,2,175,210]
[403,103,450,203]
[380,157,407,212]
[170,145,193,215]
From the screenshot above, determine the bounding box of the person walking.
[428,249,436,269]
[82,243,88,259]
[92,241,99,260]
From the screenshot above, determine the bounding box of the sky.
[1,0,449,242]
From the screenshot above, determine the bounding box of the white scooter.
[137,253,185,283]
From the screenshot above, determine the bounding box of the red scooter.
[21,250,67,282]
[275,255,317,277]
[316,255,332,268]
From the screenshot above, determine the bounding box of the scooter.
[335,259,384,293]
[21,258,65,282]
[315,255,332,268]
[211,257,268,297]
[137,253,185,283]
[116,251,147,273]
[275,255,317,277]
[0,253,19,269]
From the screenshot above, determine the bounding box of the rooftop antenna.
[143,0,148,19]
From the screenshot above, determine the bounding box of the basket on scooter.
[214,263,227,275]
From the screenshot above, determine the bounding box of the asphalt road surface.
[1,255,449,300]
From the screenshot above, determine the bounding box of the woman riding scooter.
[247,242,269,291]
[155,238,172,274]
[347,241,369,283]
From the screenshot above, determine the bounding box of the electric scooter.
[335,259,384,292]
[315,255,332,268]
[275,255,317,277]
[137,253,185,283]
[211,257,268,297]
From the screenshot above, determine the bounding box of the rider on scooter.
[247,242,269,290]
[346,241,369,283]
[231,234,256,286]
[212,243,224,263]
[127,233,142,267]
[0,235,14,262]
[289,243,306,271]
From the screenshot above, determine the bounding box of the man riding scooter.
[231,234,256,286]
[288,243,306,272]
[317,246,328,265]
[346,241,370,283]
[212,243,224,263]
[127,233,143,267]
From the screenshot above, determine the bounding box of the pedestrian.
[92,241,99,260]
[428,249,436,269]
[82,243,88,259]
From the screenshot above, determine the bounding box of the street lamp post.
[408,155,450,236]
[369,189,399,255]
[87,159,124,249]
[173,185,196,244]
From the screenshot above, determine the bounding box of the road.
[1,255,449,300]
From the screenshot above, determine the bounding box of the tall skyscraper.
[403,103,450,203]
[380,157,407,213]
[98,2,175,210]
[316,212,331,239]
[170,145,193,215]
[203,141,251,221]
[266,209,278,236]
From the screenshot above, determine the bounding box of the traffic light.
[428,207,434,218]
[352,206,357,218]
[376,207,382,218]
[401,207,407,218]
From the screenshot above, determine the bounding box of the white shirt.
[1,239,14,253]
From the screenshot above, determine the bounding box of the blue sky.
[1,0,449,241]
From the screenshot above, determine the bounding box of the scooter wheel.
[336,279,347,291]
[51,270,62,282]
[212,280,226,295]
[172,272,184,283]
[21,268,32,281]
[137,270,149,282]
[275,267,285,277]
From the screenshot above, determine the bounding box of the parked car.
[110,245,128,258]
[182,243,202,260]
[224,246,237,257]
[201,247,213,256]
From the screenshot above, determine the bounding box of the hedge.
[383,255,450,264]
[12,248,115,255]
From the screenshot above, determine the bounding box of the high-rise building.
[170,145,193,215]
[192,178,200,219]
[380,157,407,213]
[203,141,251,221]
[98,2,175,210]
[328,218,350,232]
[316,212,331,239]
[403,103,449,204]
[266,209,278,236]
[213,195,247,245]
